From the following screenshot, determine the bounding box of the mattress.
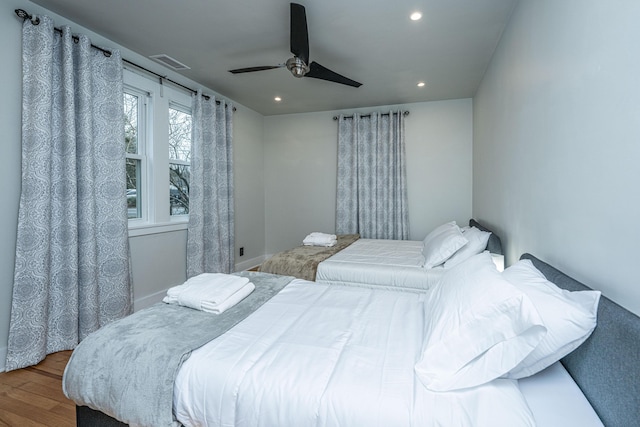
[316,238,445,291]
[174,280,542,426]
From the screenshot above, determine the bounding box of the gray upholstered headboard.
[469,219,503,255]
[521,254,640,427]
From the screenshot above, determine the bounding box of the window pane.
[170,164,189,215]
[127,158,141,219]
[124,93,138,154]
[169,107,192,161]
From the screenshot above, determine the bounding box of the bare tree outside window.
[169,107,192,215]
[124,93,138,154]
[124,93,141,219]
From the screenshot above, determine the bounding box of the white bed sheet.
[174,280,538,426]
[316,238,445,291]
[519,362,603,427]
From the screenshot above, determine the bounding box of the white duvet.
[174,280,535,426]
[321,238,426,266]
[316,238,445,291]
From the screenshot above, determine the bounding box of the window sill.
[128,220,188,237]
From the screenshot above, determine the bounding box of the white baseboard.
[133,289,170,312]
[235,255,267,272]
[0,346,6,373]
[133,255,267,313]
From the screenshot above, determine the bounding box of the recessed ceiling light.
[417,81,426,87]
[410,11,422,21]
[274,96,282,102]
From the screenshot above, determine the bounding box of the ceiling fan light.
[291,66,306,77]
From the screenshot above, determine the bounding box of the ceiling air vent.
[149,54,191,70]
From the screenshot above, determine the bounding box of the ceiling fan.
[228,3,362,88]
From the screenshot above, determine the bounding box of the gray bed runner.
[259,233,359,280]
[62,272,294,427]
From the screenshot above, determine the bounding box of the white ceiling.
[28,0,517,116]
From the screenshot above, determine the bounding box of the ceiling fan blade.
[290,3,309,64]
[306,62,362,87]
[228,65,284,74]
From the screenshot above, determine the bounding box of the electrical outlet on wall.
[239,247,244,256]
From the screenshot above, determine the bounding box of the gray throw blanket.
[62,272,294,427]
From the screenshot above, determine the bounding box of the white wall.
[473,0,640,315]
[264,99,473,253]
[0,0,266,370]
[129,231,188,311]
[233,106,266,270]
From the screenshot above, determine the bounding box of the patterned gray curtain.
[6,16,131,371]
[187,94,235,276]
[336,111,409,239]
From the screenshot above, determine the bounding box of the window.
[124,90,146,220]
[168,105,192,216]
[124,69,192,235]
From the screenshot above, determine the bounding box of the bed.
[315,219,504,291]
[64,252,639,427]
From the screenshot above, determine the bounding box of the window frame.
[124,86,150,224]
[124,69,193,237]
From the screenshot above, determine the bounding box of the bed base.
[76,405,127,426]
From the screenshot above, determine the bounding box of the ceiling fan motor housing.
[286,57,309,78]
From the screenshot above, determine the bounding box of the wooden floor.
[0,351,75,426]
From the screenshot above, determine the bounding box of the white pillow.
[422,221,468,269]
[415,252,546,392]
[502,259,600,379]
[443,226,492,268]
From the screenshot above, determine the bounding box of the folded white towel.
[201,282,255,314]
[303,232,337,246]
[307,232,337,239]
[163,273,252,312]
[303,240,337,247]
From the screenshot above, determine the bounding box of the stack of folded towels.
[303,232,337,247]
[163,273,255,314]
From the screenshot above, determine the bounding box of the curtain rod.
[333,111,410,120]
[14,8,235,110]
